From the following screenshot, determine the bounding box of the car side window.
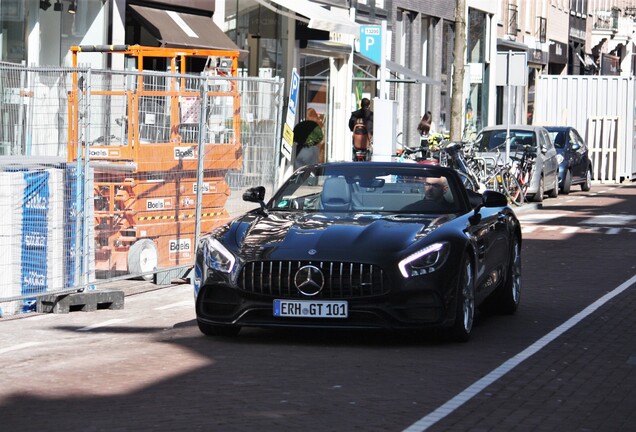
[541,130,554,151]
[537,131,546,151]
[571,129,586,151]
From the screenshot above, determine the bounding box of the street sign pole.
[506,51,512,162]
[380,20,387,100]
[496,50,528,162]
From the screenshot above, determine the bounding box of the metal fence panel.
[534,75,635,182]
[0,63,284,317]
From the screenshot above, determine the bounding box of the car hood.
[226,211,454,262]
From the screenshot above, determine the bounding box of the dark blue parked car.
[545,126,592,194]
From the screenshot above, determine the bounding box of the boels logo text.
[169,238,191,260]
[174,146,197,160]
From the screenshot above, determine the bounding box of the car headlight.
[202,236,236,273]
[556,154,564,164]
[398,242,450,278]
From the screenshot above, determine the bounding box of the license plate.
[273,299,348,318]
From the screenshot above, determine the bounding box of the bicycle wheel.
[501,170,524,206]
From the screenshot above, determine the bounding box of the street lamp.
[68,1,77,14]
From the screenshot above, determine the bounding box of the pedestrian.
[417,111,436,138]
[348,97,373,137]
[293,115,323,170]
[305,108,326,163]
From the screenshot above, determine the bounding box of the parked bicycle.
[509,144,536,201]
[471,146,524,206]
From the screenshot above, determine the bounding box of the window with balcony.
[536,16,546,43]
[507,3,518,37]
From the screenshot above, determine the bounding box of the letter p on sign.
[360,25,381,65]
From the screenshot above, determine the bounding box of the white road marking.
[77,318,131,332]
[562,226,579,234]
[517,213,567,224]
[154,300,192,311]
[403,273,636,432]
[606,228,621,235]
[582,214,636,225]
[0,341,42,355]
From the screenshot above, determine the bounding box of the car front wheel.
[448,254,475,342]
[562,169,572,194]
[581,167,592,191]
[531,176,544,202]
[547,175,559,198]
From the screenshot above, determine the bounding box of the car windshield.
[269,165,464,214]
[475,130,536,152]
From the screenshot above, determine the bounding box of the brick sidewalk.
[427,276,636,431]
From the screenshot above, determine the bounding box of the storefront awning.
[577,52,599,70]
[386,60,441,86]
[302,41,352,59]
[261,0,360,36]
[129,5,246,54]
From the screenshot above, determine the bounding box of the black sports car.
[193,162,522,342]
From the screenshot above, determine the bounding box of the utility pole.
[450,0,467,141]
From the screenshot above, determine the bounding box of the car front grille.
[238,261,388,299]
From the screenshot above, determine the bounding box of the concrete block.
[36,289,124,314]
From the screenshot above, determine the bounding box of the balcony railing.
[593,8,620,31]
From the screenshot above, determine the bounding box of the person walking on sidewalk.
[349,98,373,137]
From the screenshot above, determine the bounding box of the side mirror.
[243,186,266,203]
[482,190,508,207]
[571,143,581,151]
[470,190,508,224]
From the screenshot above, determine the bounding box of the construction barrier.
[0,54,284,317]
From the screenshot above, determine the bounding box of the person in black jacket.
[348,98,373,137]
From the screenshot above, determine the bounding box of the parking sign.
[359,25,381,65]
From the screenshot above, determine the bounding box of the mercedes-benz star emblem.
[294,265,324,296]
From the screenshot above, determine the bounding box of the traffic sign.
[359,25,381,65]
[496,51,528,86]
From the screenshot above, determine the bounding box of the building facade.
[1,0,636,159]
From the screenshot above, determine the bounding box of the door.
[569,128,588,182]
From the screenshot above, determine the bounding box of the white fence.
[533,75,636,183]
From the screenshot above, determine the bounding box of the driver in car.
[402,176,453,211]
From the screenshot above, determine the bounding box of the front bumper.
[196,281,456,331]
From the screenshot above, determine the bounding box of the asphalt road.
[1,181,635,432]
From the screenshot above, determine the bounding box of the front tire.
[547,175,559,198]
[581,167,592,191]
[531,175,544,202]
[448,254,475,342]
[561,169,572,194]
